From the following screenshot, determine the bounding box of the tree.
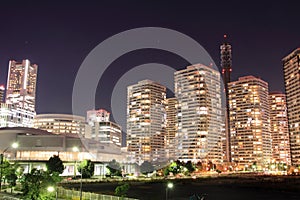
[207,161,213,171]
[184,161,195,174]
[0,160,19,192]
[106,159,122,176]
[16,166,24,179]
[1,159,11,182]
[168,161,181,175]
[6,172,17,193]
[140,161,155,175]
[46,155,64,174]
[163,168,170,177]
[1,160,18,194]
[21,169,58,200]
[196,161,203,171]
[77,160,94,178]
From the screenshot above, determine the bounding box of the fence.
[0,194,21,200]
[57,187,138,200]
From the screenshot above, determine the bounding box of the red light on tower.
[224,34,227,39]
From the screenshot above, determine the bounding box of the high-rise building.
[174,64,223,164]
[165,97,177,160]
[6,59,38,112]
[0,60,38,128]
[220,35,232,162]
[283,48,300,165]
[228,76,271,170]
[86,109,122,147]
[268,92,291,165]
[127,80,166,164]
[0,85,5,103]
[34,114,86,137]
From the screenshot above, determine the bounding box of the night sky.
[0,0,299,117]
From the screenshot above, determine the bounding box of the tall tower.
[165,97,177,160]
[174,64,223,164]
[127,80,166,164]
[6,59,38,112]
[268,92,291,165]
[283,48,300,166]
[220,34,232,162]
[228,76,271,170]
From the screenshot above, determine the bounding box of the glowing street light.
[167,182,174,189]
[11,142,19,149]
[47,186,55,192]
[72,146,79,152]
[47,186,58,200]
[166,182,174,200]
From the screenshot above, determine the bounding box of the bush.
[114,183,130,197]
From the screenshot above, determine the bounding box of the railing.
[0,194,21,200]
[57,187,139,200]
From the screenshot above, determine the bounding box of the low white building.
[0,127,135,176]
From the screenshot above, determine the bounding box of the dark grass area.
[62,176,300,200]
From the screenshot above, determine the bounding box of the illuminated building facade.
[174,64,223,163]
[0,60,37,128]
[228,76,271,169]
[220,35,233,162]
[86,109,122,147]
[165,98,177,160]
[268,92,291,165]
[6,59,38,112]
[0,85,5,103]
[283,48,300,165]
[87,109,110,123]
[127,80,166,164]
[34,114,86,136]
[0,127,131,175]
[0,103,35,127]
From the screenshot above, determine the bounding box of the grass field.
[62,175,300,200]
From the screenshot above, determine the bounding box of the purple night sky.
[0,0,299,116]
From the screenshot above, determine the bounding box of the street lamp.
[73,146,83,200]
[166,182,173,200]
[47,186,58,200]
[0,142,18,191]
[72,146,79,177]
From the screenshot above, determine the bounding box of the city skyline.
[0,2,300,199]
[0,1,299,116]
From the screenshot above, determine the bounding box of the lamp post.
[72,147,79,178]
[0,142,18,191]
[165,182,173,200]
[79,166,83,200]
[72,146,82,200]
